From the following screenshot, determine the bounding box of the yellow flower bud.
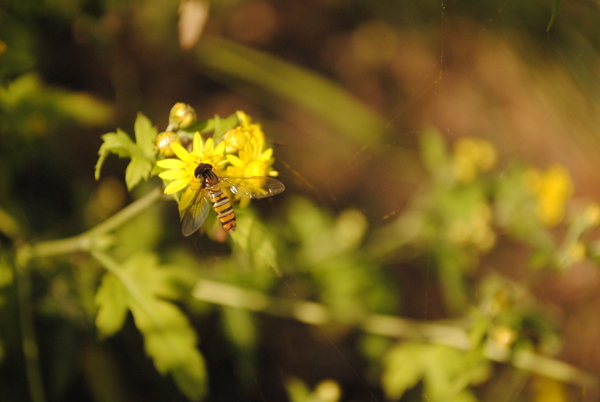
[155,132,182,156]
[168,102,197,130]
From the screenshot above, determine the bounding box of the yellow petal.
[179,186,196,212]
[158,170,187,180]
[205,137,214,153]
[164,178,190,194]
[226,154,244,167]
[156,159,187,169]
[261,148,273,160]
[193,132,202,152]
[236,110,250,127]
[170,142,190,161]
[214,141,225,155]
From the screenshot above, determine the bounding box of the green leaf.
[212,113,239,140]
[134,112,159,159]
[0,74,113,137]
[95,129,136,180]
[95,272,128,338]
[125,155,154,191]
[95,114,158,190]
[94,253,207,400]
[547,0,561,31]
[130,301,207,400]
[381,342,426,399]
[184,112,240,140]
[230,208,279,270]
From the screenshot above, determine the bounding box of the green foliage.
[95,113,157,190]
[196,38,394,148]
[229,208,280,272]
[284,197,399,319]
[0,73,113,138]
[1,9,599,397]
[285,378,341,402]
[94,252,207,401]
[382,341,489,402]
[185,112,240,141]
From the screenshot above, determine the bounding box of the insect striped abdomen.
[208,185,236,232]
[184,162,283,236]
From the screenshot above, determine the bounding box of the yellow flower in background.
[222,111,266,154]
[452,137,497,183]
[447,202,496,252]
[582,202,600,227]
[524,164,573,227]
[156,132,226,195]
[569,240,586,264]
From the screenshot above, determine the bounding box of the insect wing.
[222,176,285,199]
[181,189,211,236]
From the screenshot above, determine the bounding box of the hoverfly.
[181,163,285,236]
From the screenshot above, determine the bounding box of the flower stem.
[20,187,164,262]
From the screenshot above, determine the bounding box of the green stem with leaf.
[12,187,164,402]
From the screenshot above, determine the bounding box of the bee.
[181,163,285,236]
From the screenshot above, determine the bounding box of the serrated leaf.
[134,112,158,158]
[94,253,207,400]
[96,115,157,189]
[130,299,207,401]
[99,129,136,157]
[95,272,128,338]
[125,155,154,191]
[95,129,136,180]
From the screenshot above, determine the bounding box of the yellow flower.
[452,137,497,183]
[226,138,278,178]
[582,202,600,227]
[156,132,226,212]
[524,164,573,227]
[221,111,266,154]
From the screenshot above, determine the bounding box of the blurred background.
[3,0,600,401]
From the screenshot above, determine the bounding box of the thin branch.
[192,279,598,389]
